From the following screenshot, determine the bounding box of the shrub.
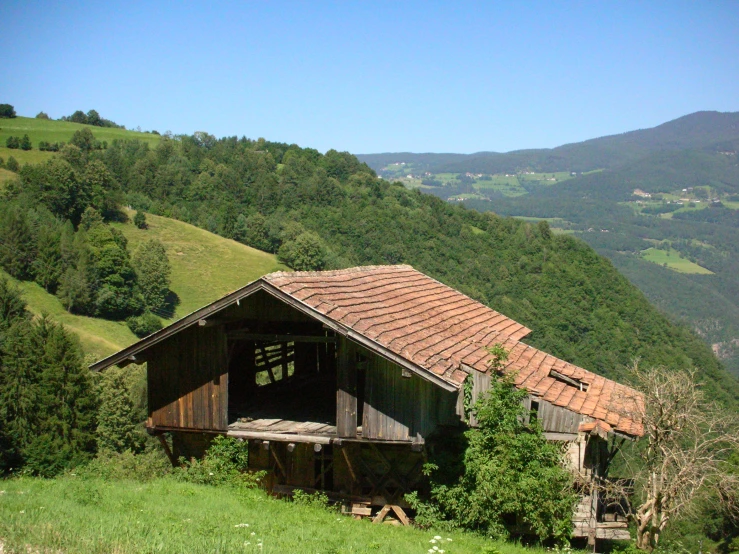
[73,449,172,481]
[5,135,19,149]
[35,111,50,119]
[5,156,18,172]
[126,311,163,338]
[133,210,147,229]
[0,104,16,118]
[20,135,32,151]
[292,489,332,509]
[410,367,576,543]
[278,231,327,271]
[175,435,262,487]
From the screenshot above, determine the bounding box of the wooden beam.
[270,446,287,479]
[157,434,178,467]
[372,505,392,524]
[227,430,333,444]
[228,332,337,343]
[544,432,579,441]
[550,369,589,391]
[339,445,358,483]
[336,336,358,438]
[390,505,411,526]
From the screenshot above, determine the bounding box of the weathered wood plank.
[337,337,358,437]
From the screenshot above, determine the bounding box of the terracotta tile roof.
[264,265,643,437]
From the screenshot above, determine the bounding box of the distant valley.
[358,111,739,376]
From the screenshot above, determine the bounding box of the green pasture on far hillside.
[113,209,287,318]
[0,116,161,167]
[641,247,713,274]
[0,476,544,554]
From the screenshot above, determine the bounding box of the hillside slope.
[0,116,161,166]
[4,211,286,360]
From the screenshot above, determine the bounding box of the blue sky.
[2,1,738,153]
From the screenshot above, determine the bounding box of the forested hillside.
[1,120,734,407]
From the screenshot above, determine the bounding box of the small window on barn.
[549,369,589,392]
[530,399,540,422]
[255,341,295,386]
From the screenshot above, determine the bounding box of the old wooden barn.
[92,265,642,543]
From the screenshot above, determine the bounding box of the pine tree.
[20,134,32,151]
[133,239,171,312]
[33,224,63,292]
[23,316,97,475]
[0,280,36,472]
[5,156,19,172]
[0,207,36,279]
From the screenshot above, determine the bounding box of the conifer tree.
[22,316,97,475]
[0,280,37,472]
[33,224,63,293]
[0,207,36,279]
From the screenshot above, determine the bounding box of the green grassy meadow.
[112,209,287,318]
[641,247,713,274]
[0,116,161,168]
[3,209,286,361]
[0,477,535,554]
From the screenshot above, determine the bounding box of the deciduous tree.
[605,363,739,551]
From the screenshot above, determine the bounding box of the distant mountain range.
[359,111,739,174]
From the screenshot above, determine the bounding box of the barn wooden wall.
[361,353,457,441]
[462,371,584,433]
[148,325,228,431]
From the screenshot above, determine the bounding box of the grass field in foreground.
[0,477,538,554]
[641,247,713,275]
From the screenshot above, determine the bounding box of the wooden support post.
[390,505,411,526]
[157,433,178,467]
[372,505,392,524]
[270,445,286,480]
[340,446,358,483]
[336,336,358,438]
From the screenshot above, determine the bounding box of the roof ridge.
[263,264,416,281]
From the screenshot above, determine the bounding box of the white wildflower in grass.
[428,550,435,554]
[430,539,437,543]
[19,510,25,514]
[234,523,249,528]
[251,532,256,536]
[446,538,453,542]
[434,536,442,540]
